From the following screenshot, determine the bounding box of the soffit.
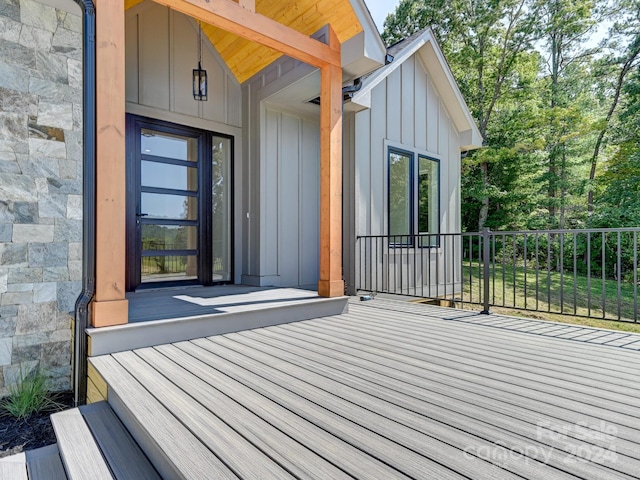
[125,0,364,83]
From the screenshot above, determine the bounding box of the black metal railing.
[356,227,640,323]
[141,241,187,275]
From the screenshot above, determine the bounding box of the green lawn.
[460,262,640,332]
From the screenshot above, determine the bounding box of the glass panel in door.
[212,136,231,282]
[139,129,199,283]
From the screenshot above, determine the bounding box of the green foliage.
[383,0,640,232]
[0,367,64,420]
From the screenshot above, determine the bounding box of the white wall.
[346,54,463,295]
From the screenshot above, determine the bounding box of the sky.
[365,0,402,32]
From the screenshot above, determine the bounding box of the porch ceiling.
[125,0,364,83]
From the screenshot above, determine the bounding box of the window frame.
[386,144,441,248]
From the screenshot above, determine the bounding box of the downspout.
[342,77,362,100]
[73,0,96,407]
[341,78,362,296]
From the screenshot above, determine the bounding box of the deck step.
[25,444,66,480]
[0,452,27,480]
[51,408,113,480]
[91,356,241,479]
[51,402,159,480]
[88,291,349,356]
[78,402,160,480]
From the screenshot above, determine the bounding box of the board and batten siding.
[346,54,462,295]
[263,109,320,288]
[241,52,320,288]
[124,3,241,131]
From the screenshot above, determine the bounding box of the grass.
[0,368,64,420]
[460,262,640,333]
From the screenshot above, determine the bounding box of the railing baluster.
[354,227,639,323]
[587,233,592,317]
[502,234,506,307]
[492,234,496,305]
[444,234,448,301]
[635,231,638,323]
[547,233,551,313]
[512,234,516,308]
[535,233,539,311]
[573,233,577,316]
[524,234,528,310]
[602,232,606,319]
[560,232,564,314]
[617,231,622,321]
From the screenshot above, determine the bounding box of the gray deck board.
[236,329,640,464]
[319,311,640,384]
[90,355,239,480]
[358,301,640,365]
[138,345,396,480]
[175,340,464,480]
[111,350,295,480]
[127,286,319,322]
[207,335,619,479]
[286,320,640,417]
[313,313,640,398]
[89,298,640,480]
[79,402,160,480]
[50,408,113,480]
[25,444,66,480]
[0,462,27,480]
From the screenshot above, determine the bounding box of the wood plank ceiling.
[125,0,364,83]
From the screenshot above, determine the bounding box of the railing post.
[481,228,491,314]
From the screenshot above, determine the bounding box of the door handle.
[136,213,149,217]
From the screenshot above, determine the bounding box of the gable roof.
[350,28,483,151]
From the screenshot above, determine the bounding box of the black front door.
[126,115,232,291]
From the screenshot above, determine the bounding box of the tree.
[383,0,542,230]
[537,0,599,228]
[587,0,640,213]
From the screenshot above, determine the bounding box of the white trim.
[384,138,441,163]
[125,102,242,138]
[351,29,482,150]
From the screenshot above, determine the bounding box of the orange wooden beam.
[92,0,128,327]
[234,0,255,12]
[152,0,340,69]
[318,25,344,298]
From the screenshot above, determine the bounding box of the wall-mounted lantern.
[193,22,208,101]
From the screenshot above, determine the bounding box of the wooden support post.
[92,0,128,327]
[318,26,344,298]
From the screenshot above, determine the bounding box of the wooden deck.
[88,297,640,479]
[126,285,320,323]
[89,287,348,356]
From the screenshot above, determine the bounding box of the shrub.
[0,367,64,420]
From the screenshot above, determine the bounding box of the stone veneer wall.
[0,0,83,396]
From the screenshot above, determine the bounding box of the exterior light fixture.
[193,22,208,101]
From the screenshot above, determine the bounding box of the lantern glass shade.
[193,65,208,101]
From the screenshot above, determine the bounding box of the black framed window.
[388,147,440,246]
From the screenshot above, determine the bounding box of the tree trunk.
[587,46,640,213]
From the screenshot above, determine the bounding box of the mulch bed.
[0,391,74,458]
